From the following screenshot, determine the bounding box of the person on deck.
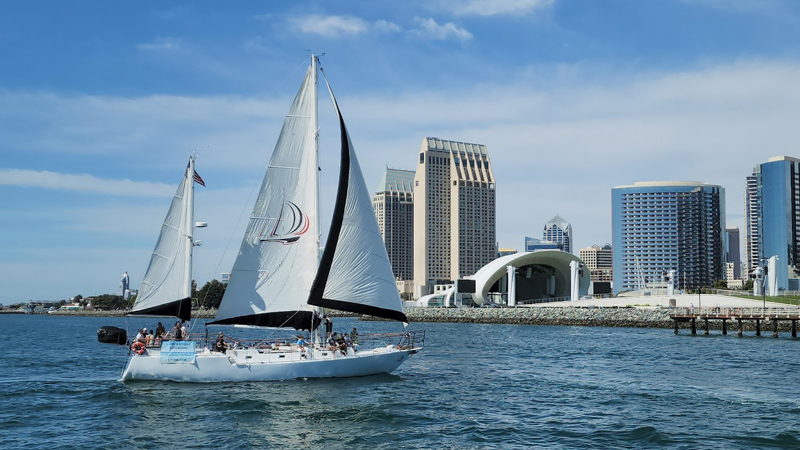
[173,321,183,340]
[335,332,347,355]
[324,316,333,340]
[327,333,337,351]
[214,333,228,353]
[343,333,354,354]
[135,328,146,343]
[155,322,166,338]
[350,328,359,345]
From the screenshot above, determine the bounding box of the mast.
[311,54,321,344]
[185,155,195,310]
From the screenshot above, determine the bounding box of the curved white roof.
[471,250,591,305]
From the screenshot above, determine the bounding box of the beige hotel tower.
[413,137,496,297]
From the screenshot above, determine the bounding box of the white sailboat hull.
[121,345,419,382]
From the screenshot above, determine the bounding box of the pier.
[670,307,800,337]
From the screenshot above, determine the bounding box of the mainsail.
[130,157,197,321]
[211,62,321,330]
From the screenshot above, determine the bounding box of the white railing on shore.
[673,306,800,317]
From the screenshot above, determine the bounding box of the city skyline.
[2,1,800,303]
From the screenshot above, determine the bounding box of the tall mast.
[312,54,320,267]
[185,155,195,307]
[311,54,322,341]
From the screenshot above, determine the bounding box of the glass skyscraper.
[543,215,573,254]
[612,181,726,294]
[745,156,800,291]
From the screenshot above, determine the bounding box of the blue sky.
[2,0,800,304]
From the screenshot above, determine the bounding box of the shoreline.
[34,305,795,331]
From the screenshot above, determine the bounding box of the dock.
[670,307,800,337]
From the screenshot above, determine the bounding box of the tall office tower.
[744,172,760,276]
[413,137,496,297]
[524,237,563,251]
[579,244,613,282]
[543,215,573,254]
[725,227,741,280]
[744,156,800,291]
[372,168,415,281]
[611,181,726,294]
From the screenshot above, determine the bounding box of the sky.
[2,0,800,304]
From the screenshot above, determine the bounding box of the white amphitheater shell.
[418,250,588,307]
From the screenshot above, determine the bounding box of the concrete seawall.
[44,305,792,331]
[404,307,675,328]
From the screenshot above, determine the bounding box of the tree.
[197,280,227,309]
[743,279,754,291]
[712,279,728,289]
[91,294,128,310]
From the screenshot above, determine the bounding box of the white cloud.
[374,20,403,34]
[244,36,270,53]
[288,15,368,37]
[135,36,183,51]
[0,169,174,197]
[410,17,473,42]
[2,59,799,301]
[440,0,554,16]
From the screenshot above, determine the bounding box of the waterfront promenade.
[37,294,797,330]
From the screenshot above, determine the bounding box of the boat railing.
[354,330,425,350]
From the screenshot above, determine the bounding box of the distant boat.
[119,55,424,382]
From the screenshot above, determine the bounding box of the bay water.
[2,314,799,449]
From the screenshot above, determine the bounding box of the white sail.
[213,63,320,329]
[131,157,196,321]
[307,77,408,323]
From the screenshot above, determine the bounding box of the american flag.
[193,170,205,186]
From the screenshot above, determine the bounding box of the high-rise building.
[413,137,496,297]
[725,227,741,280]
[543,215,573,254]
[372,168,415,281]
[744,156,800,291]
[580,245,613,282]
[612,181,726,294]
[524,237,563,251]
[744,172,760,276]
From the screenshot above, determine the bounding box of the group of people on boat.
[133,321,191,347]
[324,327,359,356]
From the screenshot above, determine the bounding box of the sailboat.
[128,156,201,322]
[120,55,424,382]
